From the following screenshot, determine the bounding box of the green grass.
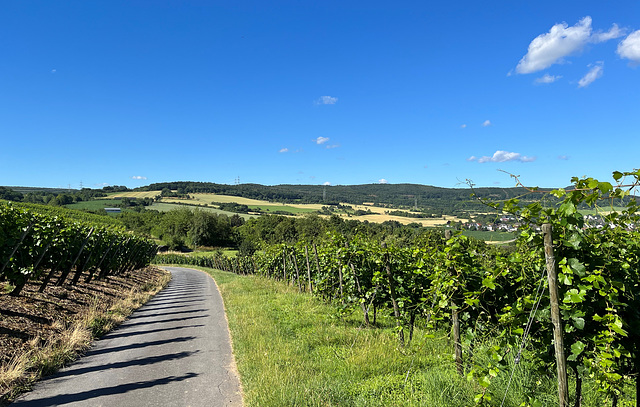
[187,249,239,257]
[205,269,476,406]
[65,199,124,211]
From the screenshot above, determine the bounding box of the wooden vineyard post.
[313,243,322,299]
[312,243,321,279]
[0,221,34,276]
[290,252,302,292]
[382,242,404,346]
[304,246,313,294]
[452,303,463,376]
[351,263,369,326]
[444,229,463,375]
[41,234,85,293]
[10,239,52,297]
[85,237,116,283]
[543,223,569,407]
[282,247,287,283]
[345,242,369,326]
[338,256,344,304]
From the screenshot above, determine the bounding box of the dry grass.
[188,193,277,206]
[342,213,464,226]
[104,191,162,199]
[0,270,170,405]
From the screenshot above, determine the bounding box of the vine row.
[1,202,157,296]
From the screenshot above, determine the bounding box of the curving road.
[12,267,243,407]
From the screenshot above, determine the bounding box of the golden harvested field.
[184,193,277,206]
[106,191,162,199]
[350,213,462,227]
[287,203,325,210]
[349,204,387,214]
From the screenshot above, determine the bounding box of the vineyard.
[156,170,640,406]
[0,202,157,296]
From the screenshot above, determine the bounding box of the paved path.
[12,267,243,407]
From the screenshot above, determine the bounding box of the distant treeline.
[0,186,107,206]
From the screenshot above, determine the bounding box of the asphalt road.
[12,267,243,407]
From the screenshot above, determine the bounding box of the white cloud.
[378,178,388,184]
[468,150,536,163]
[279,148,289,153]
[516,17,593,74]
[51,69,57,74]
[617,30,640,64]
[592,23,626,43]
[535,74,562,84]
[558,155,569,160]
[95,182,110,187]
[323,181,331,186]
[131,176,147,180]
[460,124,467,129]
[315,96,338,105]
[482,120,492,127]
[315,136,329,145]
[578,62,604,88]
[515,17,626,75]
[326,144,339,149]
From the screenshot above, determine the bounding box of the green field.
[65,199,124,211]
[149,202,258,220]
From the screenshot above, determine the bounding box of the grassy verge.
[160,265,627,407]
[202,267,479,406]
[0,269,170,405]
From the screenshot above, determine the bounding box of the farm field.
[149,202,258,220]
[186,193,284,206]
[184,193,463,224]
[161,195,318,214]
[105,191,161,199]
[354,213,460,227]
[248,204,316,214]
[66,199,124,211]
[104,191,460,225]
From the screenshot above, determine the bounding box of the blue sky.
[1,1,638,190]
